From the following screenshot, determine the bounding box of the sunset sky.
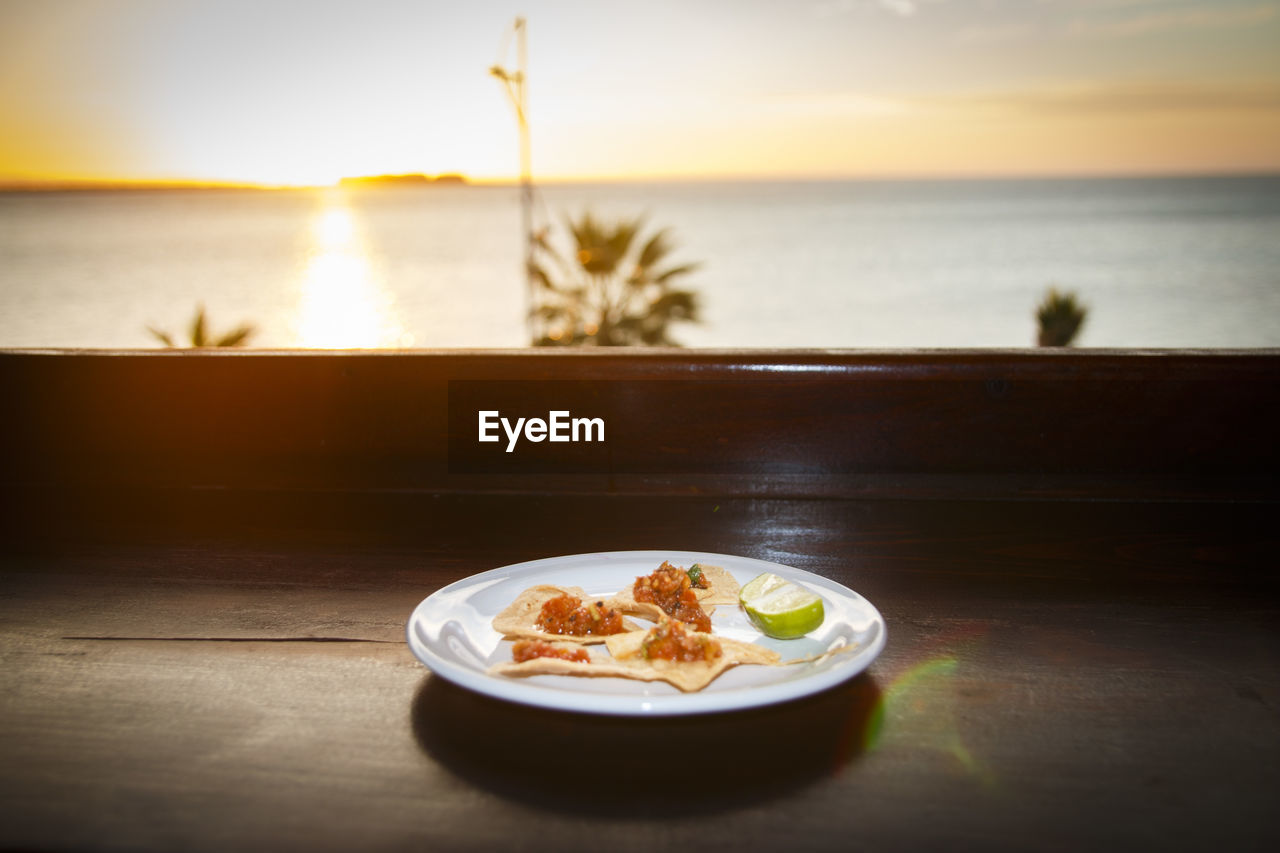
[2,0,1279,186]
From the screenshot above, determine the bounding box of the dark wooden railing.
[3,348,1277,501]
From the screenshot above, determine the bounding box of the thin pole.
[491,17,536,344]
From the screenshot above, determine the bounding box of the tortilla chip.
[601,626,768,663]
[488,645,624,676]
[490,627,780,692]
[488,569,780,693]
[488,640,616,679]
[688,563,741,605]
[612,562,741,622]
[602,625,781,692]
[491,584,642,644]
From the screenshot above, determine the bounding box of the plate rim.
[406,549,886,716]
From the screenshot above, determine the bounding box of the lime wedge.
[739,572,825,639]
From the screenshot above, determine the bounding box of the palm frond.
[215,324,255,348]
[649,290,700,323]
[568,211,602,255]
[528,262,559,291]
[148,305,256,348]
[531,227,561,259]
[536,304,576,322]
[652,262,702,285]
[189,305,208,348]
[532,208,702,347]
[1036,287,1087,347]
[147,326,176,348]
[635,228,672,271]
[603,218,642,270]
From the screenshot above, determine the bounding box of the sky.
[1,0,1279,185]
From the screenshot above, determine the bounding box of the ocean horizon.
[3,173,1279,350]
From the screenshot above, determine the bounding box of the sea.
[2,174,1279,350]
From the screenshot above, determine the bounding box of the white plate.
[406,550,886,716]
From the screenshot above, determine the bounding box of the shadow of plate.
[410,671,882,818]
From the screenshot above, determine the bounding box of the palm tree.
[148,304,255,348]
[1036,287,1087,347]
[529,211,701,346]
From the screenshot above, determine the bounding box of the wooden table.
[2,350,1278,851]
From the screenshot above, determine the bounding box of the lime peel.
[739,572,825,639]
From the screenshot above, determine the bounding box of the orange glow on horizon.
[2,2,1278,187]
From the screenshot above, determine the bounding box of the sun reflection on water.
[295,192,413,348]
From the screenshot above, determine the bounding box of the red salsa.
[633,561,712,632]
[512,639,591,664]
[535,593,626,636]
[640,619,722,663]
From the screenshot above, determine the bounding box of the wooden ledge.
[2,349,1277,502]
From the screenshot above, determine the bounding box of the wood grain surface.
[3,493,1277,851]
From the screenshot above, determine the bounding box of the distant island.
[337,173,468,188]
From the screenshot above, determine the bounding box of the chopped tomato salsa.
[633,561,712,632]
[511,639,591,664]
[535,592,626,636]
[640,619,722,663]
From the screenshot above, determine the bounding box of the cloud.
[877,0,919,15]
[750,78,1280,123]
[922,80,1280,115]
[1067,2,1280,38]
[953,22,1038,44]
[813,0,948,18]
[753,90,912,117]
